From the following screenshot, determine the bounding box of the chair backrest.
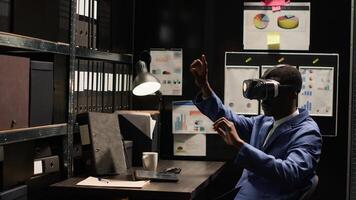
[299,175,319,200]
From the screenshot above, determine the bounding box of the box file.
[30,61,53,127]
[0,55,30,131]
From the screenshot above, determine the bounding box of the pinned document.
[267,32,280,50]
[243,2,310,50]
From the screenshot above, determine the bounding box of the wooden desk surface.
[51,160,225,200]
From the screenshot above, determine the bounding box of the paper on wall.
[298,66,334,116]
[224,66,259,115]
[243,2,310,50]
[172,101,216,134]
[174,134,206,156]
[150,50,183,96]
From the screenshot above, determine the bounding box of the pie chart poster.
[243,2,311,50]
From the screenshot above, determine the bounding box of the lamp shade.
[132,60,161,96]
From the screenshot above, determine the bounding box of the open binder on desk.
[116,110,160,166]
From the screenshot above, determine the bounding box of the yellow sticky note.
[267,32,280,50]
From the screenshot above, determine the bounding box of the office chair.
[299,175,319,200]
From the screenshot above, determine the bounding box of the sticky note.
[267,32,280,50]
[262,0,290,12]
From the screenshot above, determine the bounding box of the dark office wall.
[133,0,351,199]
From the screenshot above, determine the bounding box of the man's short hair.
[262,64,302,93]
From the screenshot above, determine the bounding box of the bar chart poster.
[298,66,334,116]
[172,101,216,134]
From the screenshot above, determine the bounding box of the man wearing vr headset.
[190,55,321,200]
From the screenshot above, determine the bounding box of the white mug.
[142,152,158,171]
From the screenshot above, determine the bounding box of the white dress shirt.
[262,109,299,147]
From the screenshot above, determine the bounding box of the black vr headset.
[242,79,297,100]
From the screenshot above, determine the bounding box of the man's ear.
[288,91,298,100]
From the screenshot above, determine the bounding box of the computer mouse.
[164,167,182,174]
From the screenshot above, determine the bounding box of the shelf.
[0,32,132,63]
[75,47,132,63]
[0,124,68,145]
[0,31,70,54]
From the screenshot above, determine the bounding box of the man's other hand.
[190,55,212,97]
[213,117,245,150]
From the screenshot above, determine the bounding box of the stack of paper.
[77,176,149,188]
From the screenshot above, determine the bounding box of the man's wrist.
[201,83,212,98]
[234,140,245,150]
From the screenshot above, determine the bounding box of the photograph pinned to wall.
[243,2,310,50]
[224,66,259,115]
[150,49,183,96]
[298,66,334,116]
[172,101,216,134]
[174,134,206,156]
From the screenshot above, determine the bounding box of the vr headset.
[242,79,296,100]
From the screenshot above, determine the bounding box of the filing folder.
[113,63,122,110]
[30,60,54,127]
[87,112,128,175]
[0,55,30,131]
[91,61,98,112]
[103,62,114,112]
[76,0,97,48]
[77,16,89,48]
[121,64,130,109]
[96,61,103,112]
[87,61,93,111]
[78,59,88,113]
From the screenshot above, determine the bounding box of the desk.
[51,160,225,200]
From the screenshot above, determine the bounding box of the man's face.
[261,94,288,116]
[261,77,291,117]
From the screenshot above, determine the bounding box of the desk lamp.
[132,52,161,96]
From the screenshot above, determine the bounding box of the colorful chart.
[278,15,299,29]
[172,101,216,134]
[253,14,269,29]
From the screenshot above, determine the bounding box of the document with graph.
[172,101,216,134]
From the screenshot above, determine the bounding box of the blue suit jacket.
[194,92,322,200]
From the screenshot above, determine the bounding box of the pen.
[98,177,110,183]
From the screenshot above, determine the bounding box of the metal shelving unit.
[0,32,132,63]
[0,0,133,179]
[76,47,132,63]
[0,31,70,54]
[0,124,67,145]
